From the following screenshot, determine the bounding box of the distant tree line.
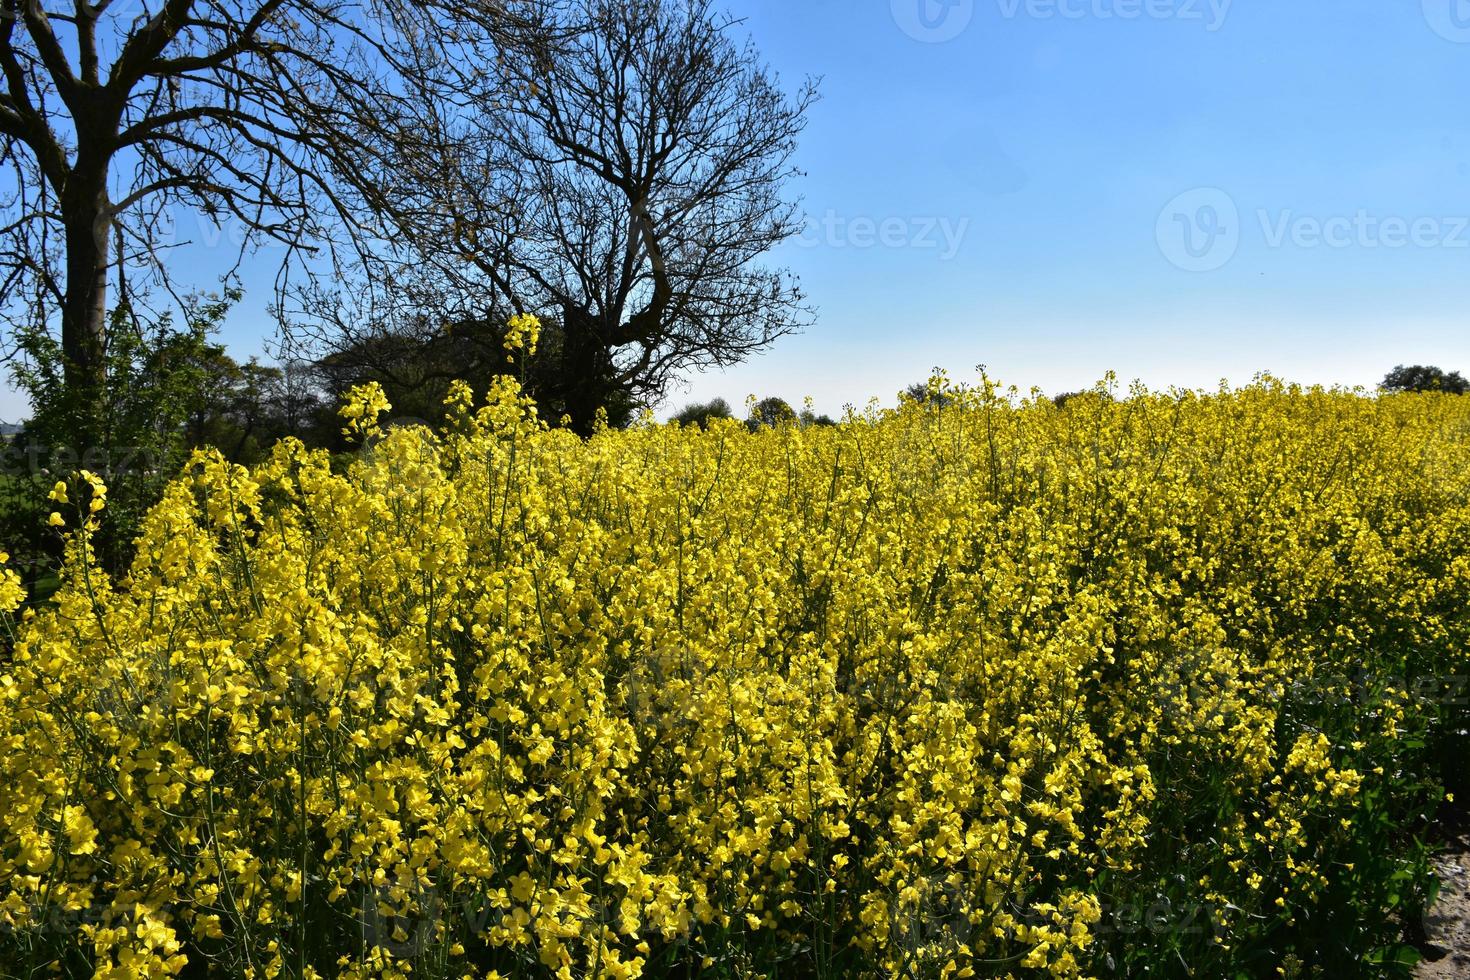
[671,395,834,430]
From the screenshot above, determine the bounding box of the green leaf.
[1364,944,1422,967]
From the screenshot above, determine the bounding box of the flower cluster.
[339,382,392,441]
[1,372,1466,978]
[504,313,542,358]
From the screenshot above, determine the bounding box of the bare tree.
[313,0,817,432]
[0,0,526,445]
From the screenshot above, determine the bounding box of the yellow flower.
[504,312,542,355]
[338,381,391,441]
[0,377,1464,977]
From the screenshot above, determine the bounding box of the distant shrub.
[902,381,957,409]
[1052,389,1114,409]
[671,397,735,428]
[747,396,797,430]
[1382,364,1468,395]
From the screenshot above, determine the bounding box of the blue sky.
[676,0,1470,414]
[8,0,1469,420]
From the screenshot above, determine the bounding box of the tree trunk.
[558,305,612,436]
[60,172,111,452]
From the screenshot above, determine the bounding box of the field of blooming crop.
[1,368,1468,978]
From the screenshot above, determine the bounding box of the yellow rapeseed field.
[2,333,1468,978]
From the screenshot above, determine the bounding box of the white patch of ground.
[1416,827,1470,979]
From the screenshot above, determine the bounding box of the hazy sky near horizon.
[6,0,1469,421]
